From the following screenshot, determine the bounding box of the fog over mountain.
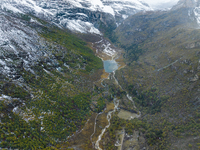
[144,0,179,9]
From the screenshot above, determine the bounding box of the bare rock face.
[0,0,151,34]
[102,0,152,24]
[1,0,153,81]
[172,0,200,26]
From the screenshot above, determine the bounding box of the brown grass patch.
[101,70,109,79]
[105,103,115,113]
[92,113,109,142]
[67,113,97,149]
[116,53,126,70]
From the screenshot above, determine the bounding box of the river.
[94,71,141,150]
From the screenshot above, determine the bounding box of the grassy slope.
[113,8,200,150]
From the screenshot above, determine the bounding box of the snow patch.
[0,59,6,66]
[194,7,200,25]
[0,0,151,35]
[0,0,54,17]
[13,106,19,113]
[103,0,152,16]
[0,94,12,101]
[1,3,24,14]
[30,18,43,25]
[85,0,115,15]
[9,45,19,54]
[102,43,116,56]
[76,13,88,17]
[122,14,128,19]
[102,6,115,16]
[62,19,101,34]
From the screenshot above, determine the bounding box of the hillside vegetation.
[0,14,103,149]
[111,8,200,150]
[1,4,200,150]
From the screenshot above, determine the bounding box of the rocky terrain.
[0,0,151,34]
[0,0,200,150]
[112,0,200,149]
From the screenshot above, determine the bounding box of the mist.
[144,0,179,9]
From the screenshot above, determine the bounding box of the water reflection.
[103,60,118,73]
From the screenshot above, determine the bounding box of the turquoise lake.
[103,60,118,73]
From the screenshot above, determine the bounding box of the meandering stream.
[95,97,119,150]
[94,70,141,150]
[90,109,105,142]
[94,61,120,150]
[93,45,141,150]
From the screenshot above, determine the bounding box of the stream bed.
[95,98,119,150]
[94,72,141,150]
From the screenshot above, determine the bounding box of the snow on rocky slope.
[102,0,152,24]
[0,0,152,34]
[0,0,152,63]
[0,11,54,79]
[172,0,200,26]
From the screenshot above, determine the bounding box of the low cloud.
[144,0,179,9]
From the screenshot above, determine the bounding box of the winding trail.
[94,55,121,150]
[93,69,142,150]
[95,98,119,150]
[126,94,141,118]
[94,65,142,149]
[93,38,141,149]
[90,109,105,142]
[113,72,123,90]
[113,71,141,118]
[120,128,125,150]
[157,57,183,72]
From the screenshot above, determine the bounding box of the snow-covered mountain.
[0,0,152,81]
[0,10,59,79]
[172,0,200,25]
[172,0,197,9]
[0,0,152,34]
[102,0,152,24]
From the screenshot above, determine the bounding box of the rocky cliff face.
[0,11,44,79]
[172,0,197,9]
[112,1,200,149]
[115,0,200,49]
[0,0,152,80]
[172,0,200,25]
[102,0,152,24]
[0,0,151,34]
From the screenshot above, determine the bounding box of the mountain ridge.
[1,0,200,149]
[0,0,152,34]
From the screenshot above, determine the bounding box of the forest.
[0,18,104,149]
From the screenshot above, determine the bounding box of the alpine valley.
[0,0,199,150]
